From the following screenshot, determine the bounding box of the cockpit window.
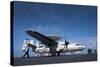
[76,44,80,45]
[39,42,43,48]
[39,42,42,44]
[39,45,42,48]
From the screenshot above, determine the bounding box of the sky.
[12,1,97,57]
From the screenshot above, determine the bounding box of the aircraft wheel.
[51,52,56,56]
[56,51,60,56]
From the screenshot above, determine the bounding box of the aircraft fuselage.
[35,42,85,54]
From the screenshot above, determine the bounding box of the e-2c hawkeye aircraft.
[25,30,86,56]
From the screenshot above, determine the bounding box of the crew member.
[22,39,30,58]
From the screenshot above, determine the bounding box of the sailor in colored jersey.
[22,39,30,58]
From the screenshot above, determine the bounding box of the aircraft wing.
[26,30,58,47]
[47,36,62,41]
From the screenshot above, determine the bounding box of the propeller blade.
[65,40,69,45]
[65,40,69,48]
[29,44,37,52]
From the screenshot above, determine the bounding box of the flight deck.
[13,54,97,66]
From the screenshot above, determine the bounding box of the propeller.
[29,44,37,52]
[65,40,69,48]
